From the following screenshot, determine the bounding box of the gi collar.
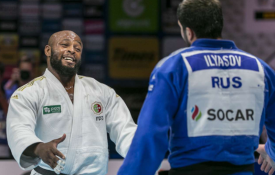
[191,39,238,49]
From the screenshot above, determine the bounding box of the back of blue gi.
[118,39,275,175]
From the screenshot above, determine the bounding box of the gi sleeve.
[118,57,185,175]
[260,60,275,161]
[105,88,137,157]
[6,90,43,170]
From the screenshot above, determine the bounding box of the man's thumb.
[55,134,66,145]
[256,144,265,155]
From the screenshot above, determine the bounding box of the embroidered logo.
[43,105,61,115]
[96,116,104,122]
[92,102,103,115]
[78,75,85,79]
[11,95,18,99]
[17,76,45,91]
[191,105,202,121]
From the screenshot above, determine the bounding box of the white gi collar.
[43,69,86,116]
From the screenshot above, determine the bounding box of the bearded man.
[7,30,137,175]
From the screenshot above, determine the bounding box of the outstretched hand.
[256,144,275,175]
[34,134,66,171]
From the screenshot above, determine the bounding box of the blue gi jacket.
[118,39,275,175]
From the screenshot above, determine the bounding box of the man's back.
[166,39,265,168]
[118,39,275,175]
[118,0,275,174]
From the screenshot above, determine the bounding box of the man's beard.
[50,51,81,77]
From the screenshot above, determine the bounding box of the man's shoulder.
[78,75,110,91]
[16,76,46,93]
[78,75,115,101]
[78,75,100,86]
[10,76,46,100]
[151,47,196,77]
[156,47,195,69]
[234,49,268,68]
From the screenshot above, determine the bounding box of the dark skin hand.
[23,134,66,169]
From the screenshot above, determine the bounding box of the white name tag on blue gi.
[182,50,265,137]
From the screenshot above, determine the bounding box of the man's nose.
[67,45,75,54]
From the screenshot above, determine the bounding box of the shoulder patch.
[78,75,85,79]
[17,76,46,92]
[11,95,18,99]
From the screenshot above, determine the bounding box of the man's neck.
[190,37,222,45]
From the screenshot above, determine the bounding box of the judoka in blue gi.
[118,0,275,175]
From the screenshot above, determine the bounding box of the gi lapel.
[44,69,87,174]
[63,75,87,174]
[43,69,74,116]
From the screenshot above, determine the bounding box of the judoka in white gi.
[7,30,137,175]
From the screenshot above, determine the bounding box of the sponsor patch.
[92,102,103,115]
[191,105,202,121]
[43,105,61,115]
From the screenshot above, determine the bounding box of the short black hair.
[177,0,223,39]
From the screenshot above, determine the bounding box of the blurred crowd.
[0,55,35,159]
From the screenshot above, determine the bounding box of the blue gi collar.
[192,39,238,49]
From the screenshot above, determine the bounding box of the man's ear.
[186,27,195,42]
[44,45,51,57]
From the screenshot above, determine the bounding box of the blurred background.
[0,0,274,174]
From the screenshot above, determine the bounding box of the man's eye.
[61,44,68,47]
[75,48,81,52]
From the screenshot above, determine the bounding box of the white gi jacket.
[7,69,137,175]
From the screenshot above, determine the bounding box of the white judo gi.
[7,69,137,175]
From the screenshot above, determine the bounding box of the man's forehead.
[55,32,81,42]
[49,31,82,46]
